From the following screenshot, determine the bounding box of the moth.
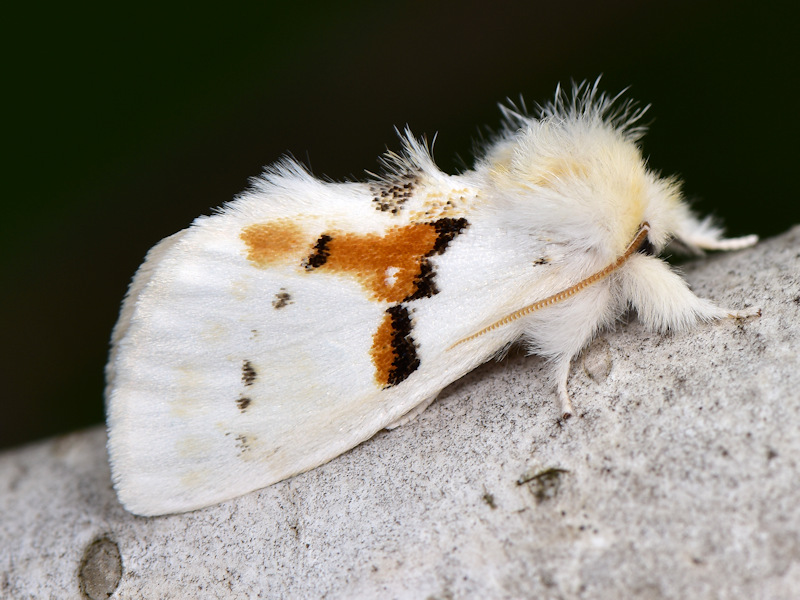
[106,82,759,516]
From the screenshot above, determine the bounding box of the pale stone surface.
[1,226,798,599]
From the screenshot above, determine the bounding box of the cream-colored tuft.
[477,82,654,259]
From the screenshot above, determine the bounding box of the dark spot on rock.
[517,467,569,503]
[78,537,122,600]
[581,337,613,382]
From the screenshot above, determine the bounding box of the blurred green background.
[2,1,797,450]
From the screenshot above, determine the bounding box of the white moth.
[106,82,759,516]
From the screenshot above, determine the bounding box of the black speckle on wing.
[371,173,419,214]
[242,360,257,386]
[303,234,332,270]
[272,288,293,309]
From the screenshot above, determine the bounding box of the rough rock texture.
[1,226,798,600]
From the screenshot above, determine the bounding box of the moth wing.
[106,165,557,516]
[105,176,502,515]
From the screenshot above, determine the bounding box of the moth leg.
[553,355,575,420]
[532,286,618,420]
[691,234,759,252]
[723,306,762,319]
[385,395,437,430]
[672,211,758,253]
[624,254,761,332]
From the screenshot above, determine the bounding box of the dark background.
[2,1,797,450]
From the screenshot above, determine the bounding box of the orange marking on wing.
[371,310,396,386]
[320,223,440,303]
[240,220,308,266]
[370,305,419,387]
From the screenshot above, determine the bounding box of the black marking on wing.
[385,304,420,386]
[404,217,469,301]
[303,234,332,270]
[430,217,469,253]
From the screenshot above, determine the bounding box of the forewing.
[106,169,557,516]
